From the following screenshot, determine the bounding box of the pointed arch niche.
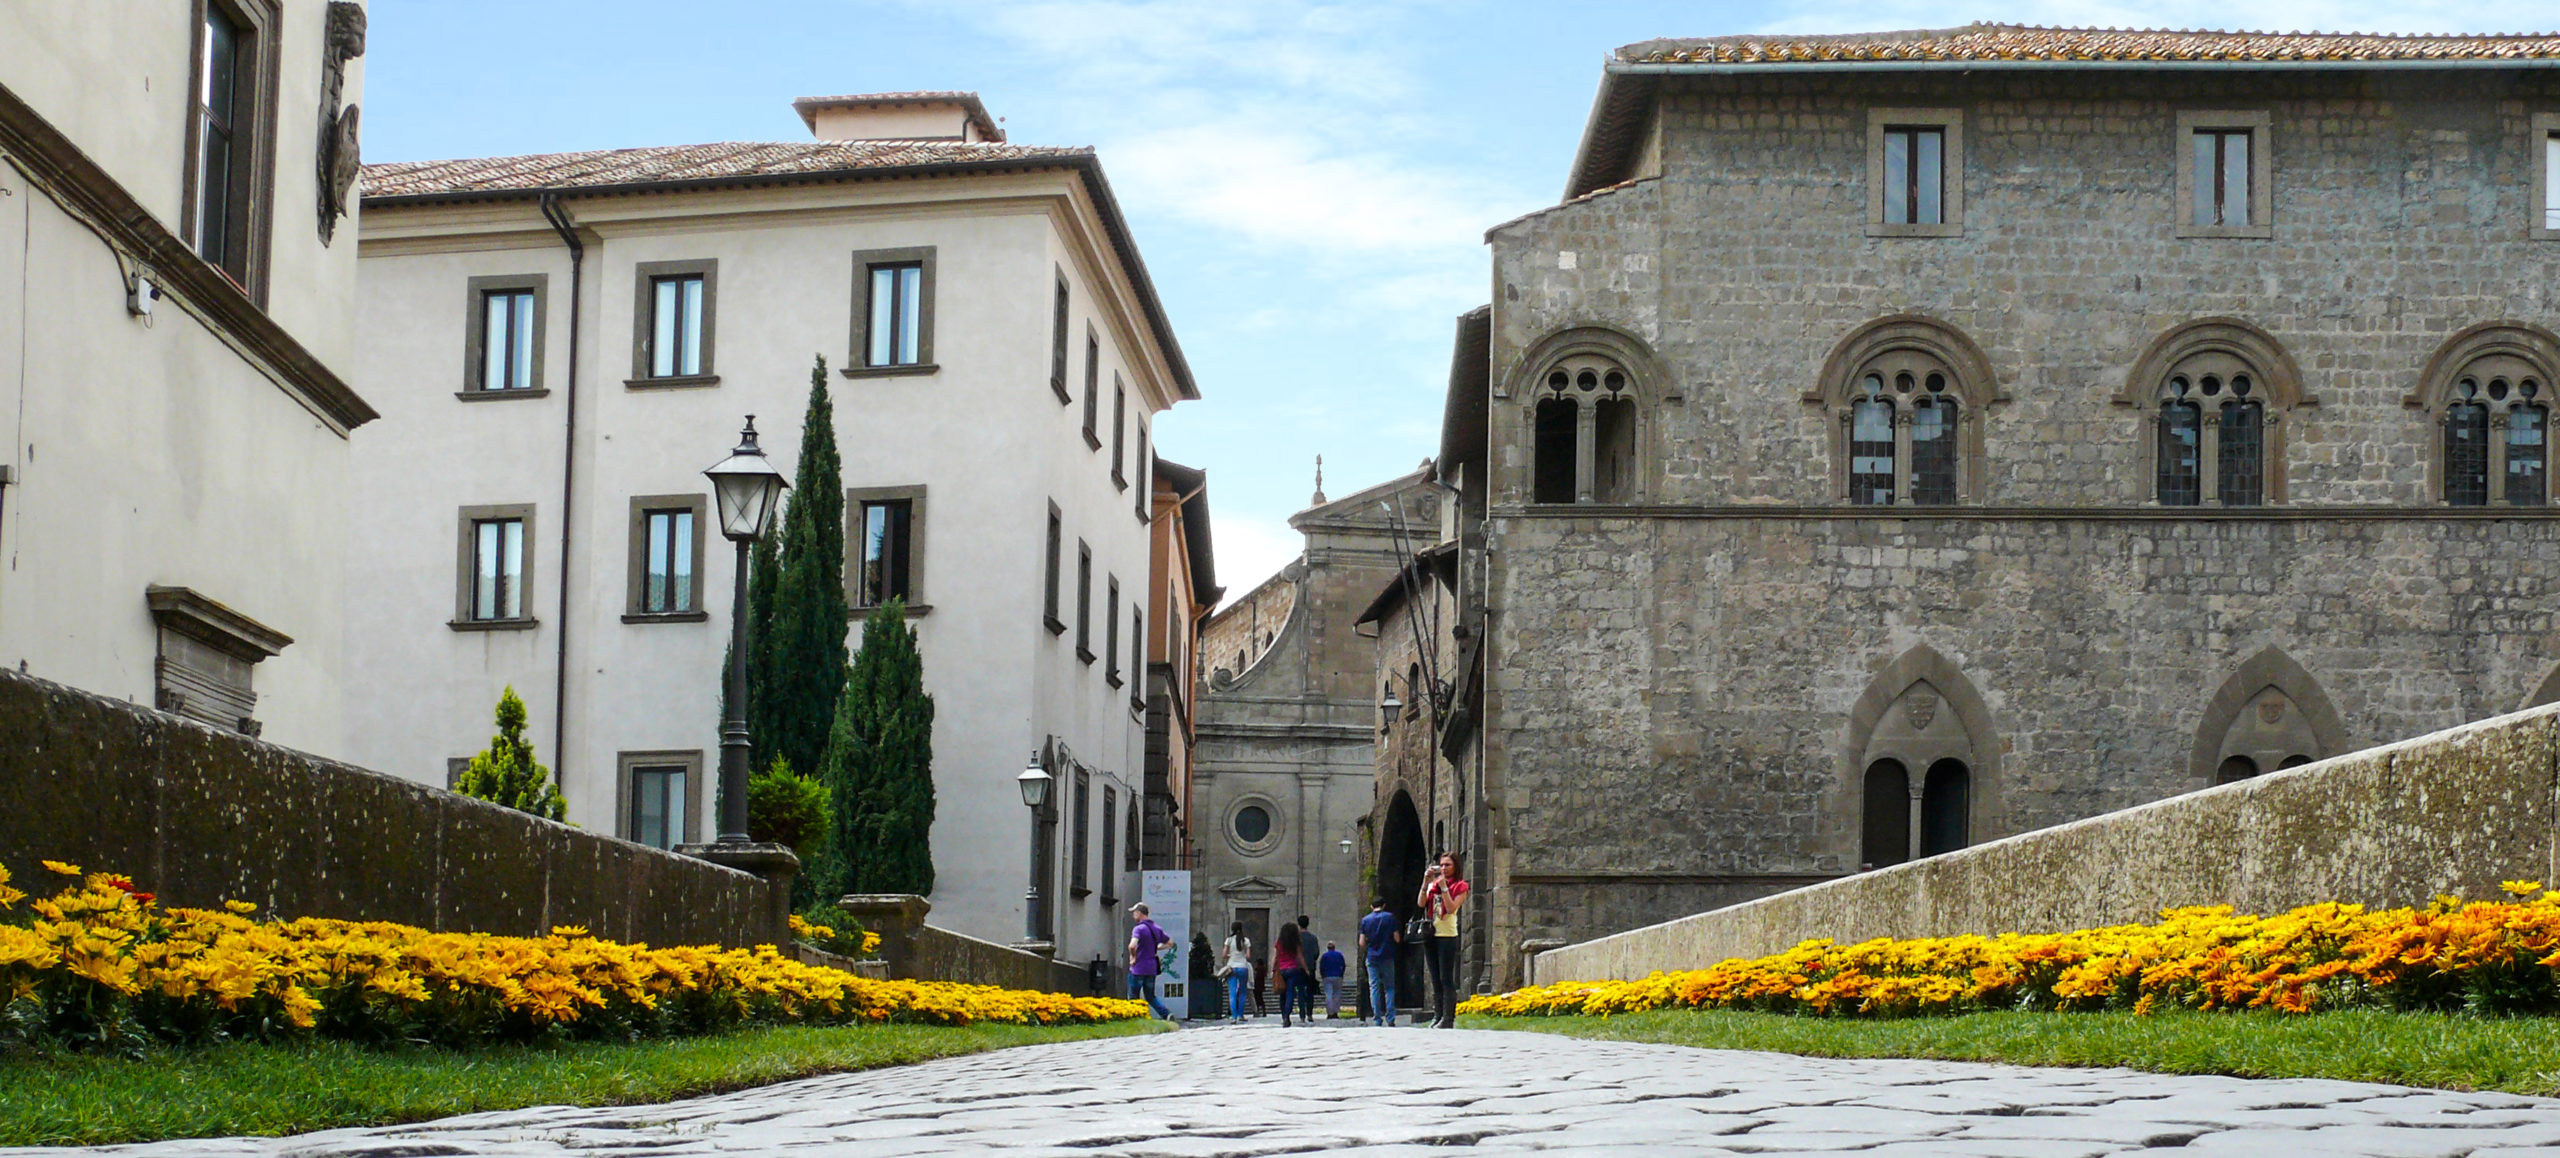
[1843,644,1999,869]
[2520,660,2560,713]
[2190,647,2348,786]
[1810,315,2004,506]
[1504,325,1667,505]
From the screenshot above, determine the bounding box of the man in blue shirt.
[1318,940,1348,1020]
[1355,897,1400,1026]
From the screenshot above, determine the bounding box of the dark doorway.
[1920,759,1970,857]
[1860,759,1908,869]
[2216,754,2259,785]
[1236,907,1270,1016]
[1379,790,1428,1011]
[1594,398,1637,501]
[1532,399,1577,503]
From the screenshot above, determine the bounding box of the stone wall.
[840,894,1091,993]
[0,669,785,947]
[1535,701,2560,982]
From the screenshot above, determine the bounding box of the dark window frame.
[1104,574,1122,687]
[1864,108,1962,238]
[2174,111,2273,239]
[1075,540,1095,664]
[618,749,704,850]
[1070,767,1093,898]
[1130,603,1147,716]
[452,504,536,630]
[462,274,549,397]
[1082,326,1103,449]
[628,259,719,387]
[1049,269,1073,402]
[1134,425,1151,521]
[1043,503,1066,635]
[1110,375,1129,489]
[847,484,929,612]
[625,494,709,622]
[1099,783,1120,905]
[846,246,937,376]
[182,0,280,302]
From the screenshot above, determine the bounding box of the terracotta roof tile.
[361,139,1086,200]
[1622,23,2560,65]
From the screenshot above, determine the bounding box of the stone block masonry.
[0,669,784,947]
[1535,698,2560,982]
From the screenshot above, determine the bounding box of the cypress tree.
[822,599,936,896]
[454,686,566,821]
[749,356,848,784]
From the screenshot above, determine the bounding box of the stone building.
[1436,25,2560,990]
[344,92,1197,970]
[1192,468,1438,984]
[0,2,377,753]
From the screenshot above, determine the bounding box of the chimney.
[792,91,1005,144]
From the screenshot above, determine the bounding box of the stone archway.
[1378,790,1428,1010]
[1843,644,2001,867]
[2190,646,2349,785]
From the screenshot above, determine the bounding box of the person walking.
[1293,915,1318,1023]
[1419,852,1470,1028]
[1189,931,1217,1020]
[1356,896,1399,1026]
[1273,921,1307,1027]
[1124,903,1173,1021]
[1220,922,1253,1023]
[1318,940,1347,1020]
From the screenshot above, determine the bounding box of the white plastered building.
[345,93,1197,965]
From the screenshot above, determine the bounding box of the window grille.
[2446,379,2491,506]
[1910,377,1958,506]
[2509,390,2548,506]
[2157,378,2202,506]
[1849,376,1896,506]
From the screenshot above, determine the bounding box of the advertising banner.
[1140,870,1192,1019]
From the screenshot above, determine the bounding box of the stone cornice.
[1500,503,2560,522]
[0,84,377,434]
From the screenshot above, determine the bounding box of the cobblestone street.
[35,1021,2560,1157]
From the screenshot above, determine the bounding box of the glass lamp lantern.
[1017,750,1053,810]
[703,417,788,542]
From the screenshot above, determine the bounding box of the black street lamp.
[1017,749,1053,942]
[703,417,788,843]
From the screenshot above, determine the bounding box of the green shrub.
[749,757,832,859]
[453,687,565,821]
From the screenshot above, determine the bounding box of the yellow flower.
[39,860,81,876]
[224,899,259,914]
[2501,880,2544,897]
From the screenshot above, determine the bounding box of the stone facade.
[1459,55,2560,988]
[1192,470,1437,983]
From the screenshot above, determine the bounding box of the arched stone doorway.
[2191,647,2348,786]
[1378,789,1428,1012]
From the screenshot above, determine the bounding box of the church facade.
[1440,26,2560,990]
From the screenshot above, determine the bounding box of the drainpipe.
[539,193,583,799]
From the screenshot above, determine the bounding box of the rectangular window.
[1134,425,1151,520]
[1070,769,1092,897]
[1100,785,1119,904]
[867,263,923,366]
[2193,129,2250,227]
[858,499,913,606]
[640,508,695,613]
[1044,504,1065,633]
[1082,330,1102,448]
[2547,132,2560,231]
[650,275,704,377]
[483,289,536,390]
[472,517,524,621]
[1050,271,1072,402]
[2175,112,2271,238]
[191,2,250,282]
[629,765,687,850]
[1104,575,1121,685]
[2509,406,2548,505]
[1849,397,1896,505]
[2535,117,2560,241]
[1110,377,1128,487]
[1882,126,1944,226]
[1075,541,1094,663]
[1130,604,1147,713]
[1866,109,1961,237]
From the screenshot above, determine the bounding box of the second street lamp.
[1018,750,1053,942]
[703,416,788,844]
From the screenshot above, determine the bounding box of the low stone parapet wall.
[0,669,785,948]
[1533,702,2560,984]
[840,894,1092,994]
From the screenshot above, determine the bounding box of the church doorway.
[1379,790,1428,1012]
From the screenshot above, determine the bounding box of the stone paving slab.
[17,1021,2560,1157]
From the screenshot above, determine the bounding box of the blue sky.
[365,0,2560,599]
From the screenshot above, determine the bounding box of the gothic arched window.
[2415,324,2560,508]
[1816,317,1999,506]
[2121,319,2305,505]
[1517,331,1657,505]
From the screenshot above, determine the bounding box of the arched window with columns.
[1841,644,2000,870]
[2120,319,2307,506]
[2412,323,2559,508]
[1812,315,2002,505]
[1509,327,1663,505]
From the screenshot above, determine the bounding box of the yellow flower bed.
[0,861,1145,1049]
[1463,882,2560,1020]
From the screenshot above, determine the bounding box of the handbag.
[1404,914,1434,943]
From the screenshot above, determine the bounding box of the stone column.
[2199,411,2222,504]
[1907,780,1927,863]
[2491,411,2512,505]
[1297,772,1325,925]
[679,841,800,947]
[1893,409,1914,504]
[838,893,931,980]
[1574,402,1597,503]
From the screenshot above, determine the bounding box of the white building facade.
[345,94,1195,966]
[0,2,377,753]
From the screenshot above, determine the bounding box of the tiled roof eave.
[1611,55,2560,71]
[358,153,1087,208]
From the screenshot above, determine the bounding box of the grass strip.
[0,1019,1166,1147]
[1469,1008,2560,1096]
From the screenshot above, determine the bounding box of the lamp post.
[703,417,788,843]
[1017,749,1053,942]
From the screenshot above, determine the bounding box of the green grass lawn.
[1468,1008,2560,1096]
[0,1020,1166,1148]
